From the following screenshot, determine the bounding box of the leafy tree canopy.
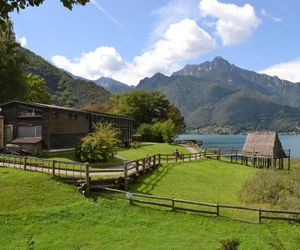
[0,19,27,102]
[24,73,51,104]
[0,0,89,23]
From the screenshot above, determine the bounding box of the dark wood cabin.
[0,101,133,153]
[241,131,290,169]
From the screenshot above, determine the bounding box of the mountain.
[94,77,133,93]
[21,48,110,107]
[137,57,300,133]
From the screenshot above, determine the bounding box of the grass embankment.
[117,142,189,160]
[0,168,83,213]
[1,167,300,249]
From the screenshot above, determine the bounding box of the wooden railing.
[100,187,300,224]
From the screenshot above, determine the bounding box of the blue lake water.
[176,134,300,158]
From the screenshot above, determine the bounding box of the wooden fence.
[100,187,300,224]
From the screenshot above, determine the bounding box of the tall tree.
[0,0,89,24]
[0,19,27,102]
[25,73,51,104]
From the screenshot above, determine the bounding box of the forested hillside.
[21,48,110,107]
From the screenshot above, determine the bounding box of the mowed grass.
[130,158,256,204]
[118,142,189,160]
[1,160,300,249]
[0,168,84,213]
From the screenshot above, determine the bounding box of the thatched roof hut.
[242,131,286,158]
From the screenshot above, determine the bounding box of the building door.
[4,125,14,145]
[0,117,3,148]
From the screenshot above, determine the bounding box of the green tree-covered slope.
[21,48,110,107]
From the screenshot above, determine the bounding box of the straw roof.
[242,131,286,158]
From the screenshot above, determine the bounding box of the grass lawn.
[130,158,256,204]
[118,142,189,160]
[1,160,300,249]
[0,168,84,213]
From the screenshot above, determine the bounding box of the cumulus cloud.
[151,0,200,41]
[261,9,282,23]
[52,47,125,80]
[199,0,260,46]
[52,19,215,85]
[260,59,300,83]
[18,36,27,47]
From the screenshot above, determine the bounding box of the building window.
[53,112,58,119]
[68,113,77,120]
[18,126,42,138]
[18,107,42,117]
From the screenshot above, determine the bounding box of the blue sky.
[11,0,300,85]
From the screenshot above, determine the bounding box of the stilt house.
[241,131,290,169]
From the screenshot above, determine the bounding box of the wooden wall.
[0,116,3,148]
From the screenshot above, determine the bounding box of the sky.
[10,0,300,85]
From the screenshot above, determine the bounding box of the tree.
[25,73,51,103]
[0,0,89,24]
[75,123,120,162]
[0,19,27,102]
[111,91,186,130]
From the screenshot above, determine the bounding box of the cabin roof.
[242,131,286,158]
[0,100,133,120]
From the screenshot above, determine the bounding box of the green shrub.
[219,239,240,250]
[240,169,300,211]
[76,123,120,162]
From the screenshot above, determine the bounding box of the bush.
[137,119,177,143]
[240,169,300,211]
[76,123,120,162]
[219,239,240,250]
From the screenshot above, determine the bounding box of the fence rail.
[100,187,300,224]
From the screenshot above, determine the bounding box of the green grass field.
[117,142,189,160]
[1,151,300,249]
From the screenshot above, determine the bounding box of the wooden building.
[241,131,290,169]
[0,101,133,153]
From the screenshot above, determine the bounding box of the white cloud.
[52,47,125,80]
[18,36,27,47]
[261,9,282,23]
[199,0,260,46]
[260,59,300,83]
[52,19,215,85]
[151,0,200,41]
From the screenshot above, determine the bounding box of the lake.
[176,134,300,158]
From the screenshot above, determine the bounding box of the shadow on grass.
[130,163,180,194]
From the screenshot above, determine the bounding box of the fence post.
[52,160,56,176]
[172,198,175,211]
[153,155,156,168]
[216,203,220,216]
[124,161,128,191]
[258,208,262,223]
[142,158,146,173]
[288,150,291,170]
[189,154,191,161]
[158,154,161,166]
[23,156,27,170]
[85,162,90,195]
[218,148,221,160]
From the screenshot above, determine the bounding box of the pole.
[85,162,90,195]
[124,161,128,191]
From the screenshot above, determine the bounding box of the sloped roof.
[242,131,285,158]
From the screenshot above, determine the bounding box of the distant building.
[241,131,290,169]
[0,101,133,154]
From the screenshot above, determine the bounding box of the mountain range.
[22,48,300,133]
[136,57,300,133]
